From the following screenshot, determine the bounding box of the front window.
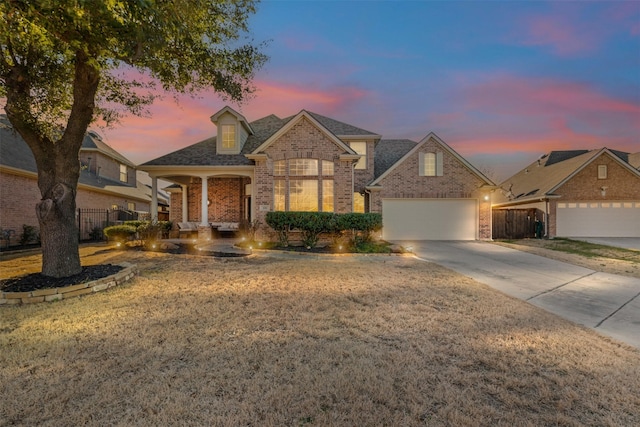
[353,193,365,213]
[127,202,135,211]
[119,164,127,182]
[221,124,236,149]
[274,180,285,211]
[272,158,334,212]
[289,179,318,211]
[350,142,367,170]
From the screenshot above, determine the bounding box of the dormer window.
[221,124,236,150]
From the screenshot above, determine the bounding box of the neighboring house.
[140,106,495,240]
[0,114,158,245]
[492,148,640,238]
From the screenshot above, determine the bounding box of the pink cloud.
[99,79,373,164]
[522,15,596,56]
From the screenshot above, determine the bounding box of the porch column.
[181,185,188,222]
[200,176,209,226]
[250,174,256,222]
[151,176,158,221]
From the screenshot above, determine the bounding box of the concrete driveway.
[398,240,640,349]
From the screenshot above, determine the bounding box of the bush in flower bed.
[265,212,383,249]
[103,224,137,243]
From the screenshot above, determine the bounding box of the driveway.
[398,241,640,349]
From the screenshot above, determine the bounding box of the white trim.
[251,111,358,155]
[370,132,494,186]
[209,105,254,135]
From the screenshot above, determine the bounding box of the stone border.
[0,262,138,305]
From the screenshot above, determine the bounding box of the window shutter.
[419,152,425,176]
[436,152,444,176]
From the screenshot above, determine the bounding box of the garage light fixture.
[600,186,607,197]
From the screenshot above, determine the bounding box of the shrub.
[289,212,335,249]
[239,219,260,243]
[103,225,137,242]
[338,213,382,245]
[19,224,40,245]
[89,226,104,241]
[137,221,165,249]
[265,211,294,247]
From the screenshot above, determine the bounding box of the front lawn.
[1,248,638,425]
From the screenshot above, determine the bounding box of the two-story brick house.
[0,115,158,245]
[140,106,495,241]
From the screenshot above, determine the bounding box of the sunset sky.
[100,0,640,182]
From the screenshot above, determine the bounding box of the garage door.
[556,201,640,237]
[382,199,478,240]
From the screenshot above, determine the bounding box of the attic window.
[598,165,607,179]
[419,152,443,177]
[221,124,236,149]
[119,164,127,183]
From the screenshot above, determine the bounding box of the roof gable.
[494,148,640,204]
[251,110,357,155]
[369,132,494,186]
[209,106,254,135]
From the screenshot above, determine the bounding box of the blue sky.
[104,0,640,181]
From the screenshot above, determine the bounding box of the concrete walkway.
[399,241,640,349]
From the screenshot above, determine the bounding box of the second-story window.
[119,164,127,183]
[221,124,236,149]
[350,142,367,170]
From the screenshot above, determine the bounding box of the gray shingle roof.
[374,139,417,180]
[142,111,380,167]
[0,115,149,201]
[304,111,379,136]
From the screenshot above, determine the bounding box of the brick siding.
[370,137,492,239]
[0,170,149,246]
[546,152,640,237]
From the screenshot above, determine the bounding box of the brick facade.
[0,170,149,245]
[369,137,492,239]
[547,152,640,237]
[252,117,355,231]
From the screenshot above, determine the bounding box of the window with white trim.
[419,152,443,176]
[221,124,236,149]
[598,165,607,179]
[119,164,127,182]
[350,142,367,170]
[272,158,334,212]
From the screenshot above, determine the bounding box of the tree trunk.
[4,50,100,277]
[37,182,82,277]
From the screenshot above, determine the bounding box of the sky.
[100,0,640,182]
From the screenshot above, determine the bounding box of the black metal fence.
[77,208,141,241]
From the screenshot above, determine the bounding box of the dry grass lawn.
[1,246,639,426]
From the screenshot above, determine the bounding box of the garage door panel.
[382,199,477,240]
[557,202,640,237]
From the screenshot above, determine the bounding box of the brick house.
[492,148,640,238]
[0,115,161,245]
[140,106,495,240]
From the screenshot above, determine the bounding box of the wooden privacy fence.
[492,208,545,240]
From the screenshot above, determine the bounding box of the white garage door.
[556,201,640,237]
[382,199,478,240]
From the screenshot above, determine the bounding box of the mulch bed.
[0,264,124,293]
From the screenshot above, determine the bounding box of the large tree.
[0,0,267,277]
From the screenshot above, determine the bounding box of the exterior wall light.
[600,186,607,197]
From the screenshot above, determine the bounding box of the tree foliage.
[0,0,267,277]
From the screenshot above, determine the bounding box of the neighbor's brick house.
[141,106,495,241]
[0,115,161,245]
[493,149,640,238]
